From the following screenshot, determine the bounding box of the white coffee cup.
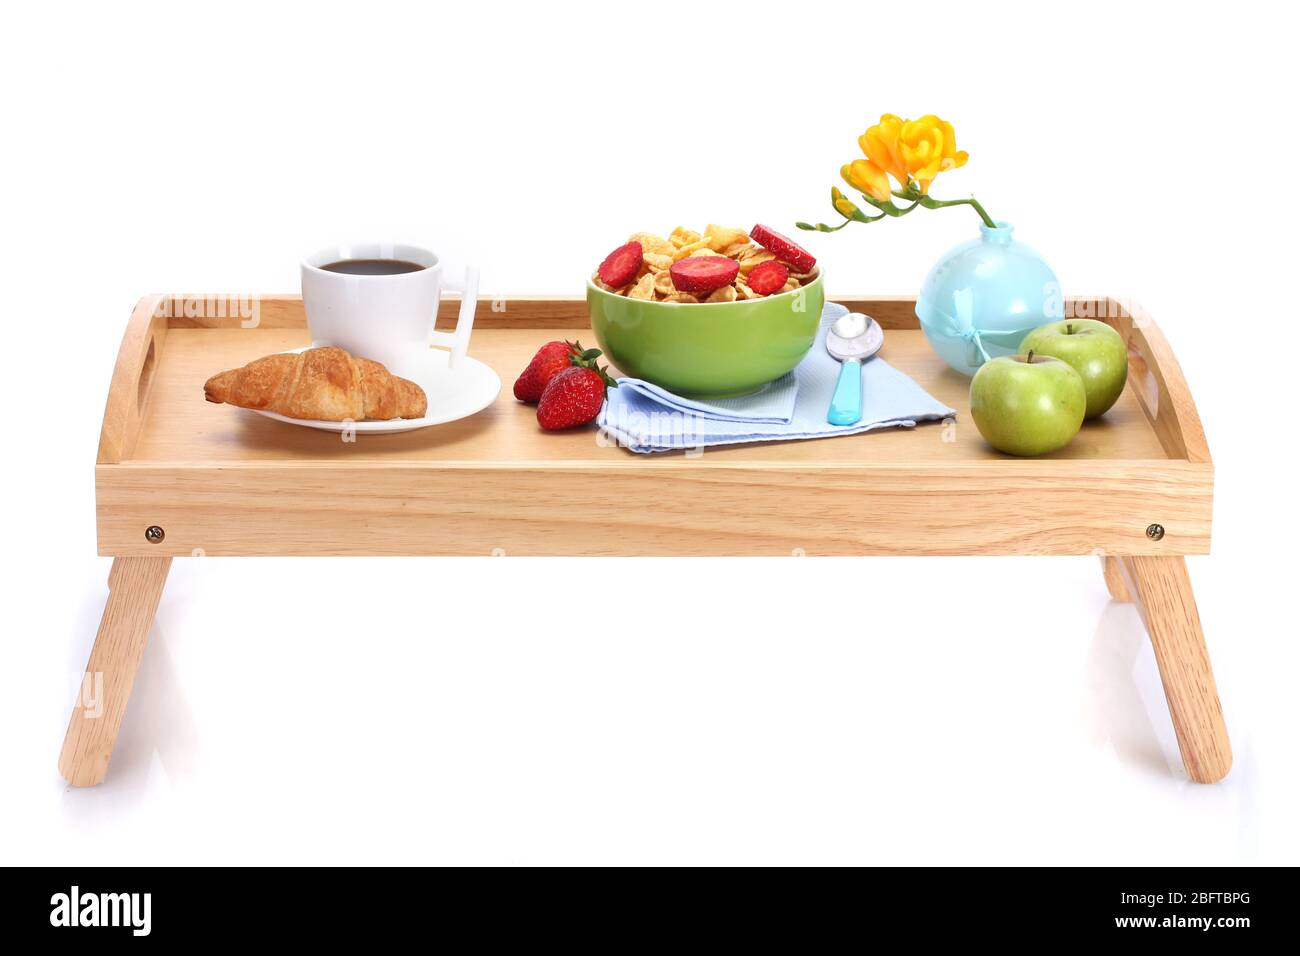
[300,241,478,381]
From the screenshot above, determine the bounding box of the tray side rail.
[98,295,168,465]
[97,458,1212,558]
[1103,298,1210,464]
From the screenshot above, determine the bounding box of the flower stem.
[797,217,863,232]
[808,183,996,231]
[917,194,997,228]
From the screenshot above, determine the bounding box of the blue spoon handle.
[828,358,863,426]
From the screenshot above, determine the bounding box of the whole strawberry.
[513,340,602,403]
[537,364,617,430]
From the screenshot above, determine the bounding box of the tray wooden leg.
[59,556,171,787]
[1100,555,1131,602]
[1115,555,1232,784]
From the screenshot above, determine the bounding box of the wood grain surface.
[1116,555,1232,783]
[58,556,172,786]
[1101,555,1132,602]
[128,327,1170,464]
[95,295,1213,557]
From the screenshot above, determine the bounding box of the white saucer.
[251,347,501,434]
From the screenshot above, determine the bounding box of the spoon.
[825,312,884,426]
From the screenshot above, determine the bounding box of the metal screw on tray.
[1146,523,1165,541]
[144,525,165,544]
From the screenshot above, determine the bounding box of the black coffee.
[320,258,426,276]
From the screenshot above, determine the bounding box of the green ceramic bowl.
[587,269,824,398]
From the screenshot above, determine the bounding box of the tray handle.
[98,295,168,464]
[1107,298,1209,463]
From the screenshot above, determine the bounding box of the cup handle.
[430,264,479,368]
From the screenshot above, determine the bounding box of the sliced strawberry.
[597,241,643,288]
[747,260,790,296]
[749,224,816,273]
[537,364,617,430]
[669,256,739,295]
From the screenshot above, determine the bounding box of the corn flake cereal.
[643,252,673,273]
[737,250,775,273]
[705,225,750,251]
[595,225,818,302]
[630,232,675,257]
[670,227,702,248]
[670,238,712,260]
[628,273,656,300]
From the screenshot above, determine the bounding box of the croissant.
[204,347,427,421]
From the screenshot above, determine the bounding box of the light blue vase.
[915,221,1062,376]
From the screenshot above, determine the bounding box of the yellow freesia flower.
[802,112,991,235]
[858,113,908,188]
[841,159,892,203]
[831,187,861,220]
[898,114,968,193]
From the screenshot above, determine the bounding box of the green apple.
[970,352,1086,456]
[1018,319,1127,419]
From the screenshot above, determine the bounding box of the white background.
[2,0,1297,864]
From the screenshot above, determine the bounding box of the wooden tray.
[62,294,1228,787]
[96,294,1210,558]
